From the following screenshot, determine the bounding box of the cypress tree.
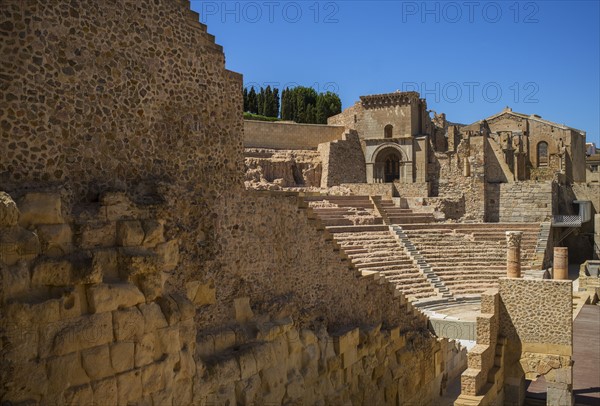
[243,87,249,112]
[248,87,258,114]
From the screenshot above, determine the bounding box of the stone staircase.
[304,195,439,301]
[378,199,437,224]
[400,223,540,297]
[390,225,453,299]
[305,195,383,227]
[329,226,438,300]
[531,222,551,270]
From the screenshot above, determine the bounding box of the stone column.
[554,247,569,280]
[463,158,471,177]
[506,231,523,278]
[594,214,600,259]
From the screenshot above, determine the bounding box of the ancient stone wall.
[1,1,467,404]
[244,120,345,150]
[457,279,574,406]
[338,183,395,198]
[1,0,243,205]
[1,191,193,405]
[318,131,366,187]
[208,190,422,330]
[196,317,465,405]
[487,181,553,223]
[434,136,486,222]
[244,148,322,189]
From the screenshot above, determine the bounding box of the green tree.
[247,87,258,114]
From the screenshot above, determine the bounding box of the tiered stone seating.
[379,199,436,224]
[306,195,438,300]
[329,227,437,300]
[306,196,383,227]
[401,223,541,297]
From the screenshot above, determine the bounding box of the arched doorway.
[374,147,403,183]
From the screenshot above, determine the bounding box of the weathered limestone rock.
[553,247,569,280]
[110,342,135,373]
[117,220,145,247]
[186,280,216,306]
[47,352,90,394]
[0,226,41,265]
[36,223,73,257]
[0,191,19,227]
[118,248,163,300]
[234,297,254,322]
[81,344,114,380]
[1,261,30,301]
[116,369,143,405]
[155,239,179,271]
[113,306,145,341]
[87,283,145,313]
[51,312,114,356]
[78,221,116,249]
[506,231,523,278]
[142,220,165,247]
[138,302,168,333]
[17,192,64,227]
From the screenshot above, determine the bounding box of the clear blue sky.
[192,1,600,146]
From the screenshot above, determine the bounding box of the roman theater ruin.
[1,1,599,405]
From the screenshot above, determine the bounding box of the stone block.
[36,224,73,257]
[31,258,73,286]
[234,297,254,322]
[92,248,118,281]
[52,312,114,356]
[135,333,157,368]
[59,287,86,319]
[196,334,215,358]
[186,280,216,306]
[113,306,145,342]
[172,377,193,405]
[0,191,19,227]
[87,283,145,313]
[214,329,236,352]
[141,361,167,395]
[117,220,145,247]
[157,295,181,325]
[91,377,118,405]
[1,261,30,301]
[171,292,195,321]
[155,239,179,271]
[138,302,168,333]
[142,219,165,247]
[0,359,47,400]
[47,352,89,393]
[178,347,196,380]
[110,341,135,373]
[238,349,258,380]
[17,192,64,227]
[116,369,143,405]
[333,328,359,356]
[78,221,116,249]
[64,383,93,405]
[151,388,174,406]
[0,226,41,265]
[156,326,181,355]
[118,248,163,300]
[81,344,114,380]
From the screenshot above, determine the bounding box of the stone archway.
[374,146,403,183]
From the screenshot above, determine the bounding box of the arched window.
[384,124,393,139]
[537,141,548,167]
